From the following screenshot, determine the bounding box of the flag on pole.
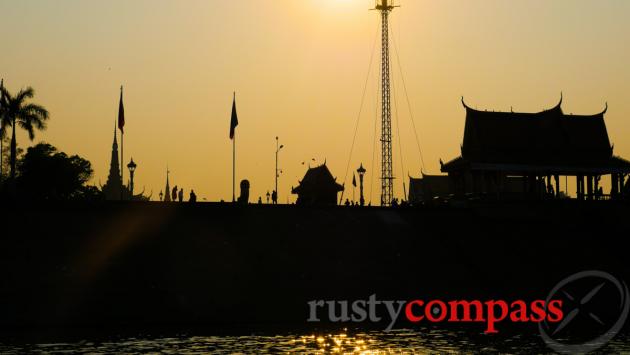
[352,173,357,187]
[229,93,238,140]
[118,86,125,133]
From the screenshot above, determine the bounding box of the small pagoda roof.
[292,163,344,194]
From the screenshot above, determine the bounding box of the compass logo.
[540,270,630,354]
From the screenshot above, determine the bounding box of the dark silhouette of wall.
[1,201,629,340]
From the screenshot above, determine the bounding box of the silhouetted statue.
[271,190,277,205]
[189,190,197,203]
[237,179,250,204]
[178,188,184,202]
[172,186,178,201]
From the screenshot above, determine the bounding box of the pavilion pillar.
[575,175,582,200]
[554,175,560,198]
[533,175,538,198]
[587,175,593,200]
[612,174,619,199]
[594,175,601,200]
[576,175,583,200]
[495,172,502,199]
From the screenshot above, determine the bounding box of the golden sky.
[1,0,629,203]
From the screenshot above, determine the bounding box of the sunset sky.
[1,0,629,203]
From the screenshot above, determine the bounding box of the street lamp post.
[127,158,137,200]
[275,137,284,204]
[357,163,366,206]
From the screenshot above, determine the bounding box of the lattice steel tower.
[374,0,397,206]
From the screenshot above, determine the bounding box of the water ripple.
[1,329,629,354]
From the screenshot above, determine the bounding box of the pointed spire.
[164,166,171,202]
[113,119,118,145]
[102,118,122,200]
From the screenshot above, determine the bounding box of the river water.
[1,329,629,354]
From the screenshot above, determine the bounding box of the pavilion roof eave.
[463,162,630,175]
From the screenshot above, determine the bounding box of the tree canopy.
[17,143,100,200]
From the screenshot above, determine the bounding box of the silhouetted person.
[258,197,262,204]
[237,179,250,204]
[266,191,270,204]
[189,190,197,203]
[344,199,350,206]
[172,186,178,201]
[271,190,277,204]
[178,188,184,202]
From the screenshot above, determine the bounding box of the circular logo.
[539,270,629,354]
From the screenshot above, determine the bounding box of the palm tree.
[0,86,49,179]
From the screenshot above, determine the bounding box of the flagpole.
[233,132,236,202]
[230,91,238,203]
[121,129,124,201]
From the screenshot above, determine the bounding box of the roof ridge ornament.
[461,96,472,110]
[550,92,563,112]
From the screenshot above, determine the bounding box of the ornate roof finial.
[550,92,563,111]
[461,96,468,109]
